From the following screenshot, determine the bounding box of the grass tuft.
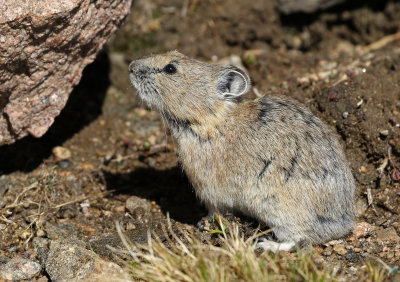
[117,217,338,282]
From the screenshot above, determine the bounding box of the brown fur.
[129,51,355,249]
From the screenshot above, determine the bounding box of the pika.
[129,51,355,252]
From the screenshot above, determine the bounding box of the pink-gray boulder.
[0,0,132,145]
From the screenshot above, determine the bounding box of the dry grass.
[117,217,338,282]
[115,216,399,282]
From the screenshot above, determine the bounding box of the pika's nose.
[129,61,149,76]
[128,61,137,73]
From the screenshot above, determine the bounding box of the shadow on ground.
[0,52,110,174]
[104,166,207,225]
[280,0,391,29]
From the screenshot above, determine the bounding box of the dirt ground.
[1,0,400,280]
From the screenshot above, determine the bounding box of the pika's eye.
[163,64,177,74]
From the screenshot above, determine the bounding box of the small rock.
[380,129,389,137]
[342,111,349,119]
[114,205,125,213]
[19,230,32,240]
[359,166,368,174]
[37,246,50,269]
[243,49,267,60]
[313,246,324,255]
[36,229,46,237]
[58,160,72,169]
[21,201,31,210]
[345,250,360,262]
[36,276,49,282]
[333,244,347,255]
[125,196,151,218]
[0,181,10,196]
[216,55,247,71]
[355,198,368,217]
[45,240,132,281]
[148,135,157,145]
[376,227,400,244]
[0,258,41,280]
[126,223,136,230]
[80,199,90,216]
[0,199,6,209]
[353,222,372,238]
[44,222,84,245]
[322,246,332,256]
[79,162,94,171]
[52,146,71,160]
[32,237,50,249]
[348,266,358,275]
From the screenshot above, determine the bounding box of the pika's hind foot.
[256,238,296,253]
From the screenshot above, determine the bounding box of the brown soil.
[1,0,400,280]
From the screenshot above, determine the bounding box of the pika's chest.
[176,136,230,187]
[175,134,255,189]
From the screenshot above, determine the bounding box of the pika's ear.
[215,66,251,100]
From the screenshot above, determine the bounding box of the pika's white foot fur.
[256,238,296,252]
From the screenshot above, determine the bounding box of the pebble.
[20,230,32,240]
[113,205,125,213]
[380,129,389,137]
[359,166,368,174]
[323,246,333,256]
[353,222,372,238]
[0,179,10,196]
[58,159,71,168]
[376,227,400,243]
[52,146,71,160]
[0,199,6,209]
[355,198,368,217]
[32,237,50,249]
[79,162,94,171]
[126,223,136,230]
[347,266,358,275]
[345,250,360,262]
[125,196,151,217]
[342,112,349,119]
[36,229,46,237]
[148,135,157,145]
[0,258,41,280]
[333,244,347,255]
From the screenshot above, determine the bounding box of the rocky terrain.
[1,0,400,280]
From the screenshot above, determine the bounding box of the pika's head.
[129,51,251,123]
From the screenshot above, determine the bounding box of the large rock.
[0,0,132,145]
